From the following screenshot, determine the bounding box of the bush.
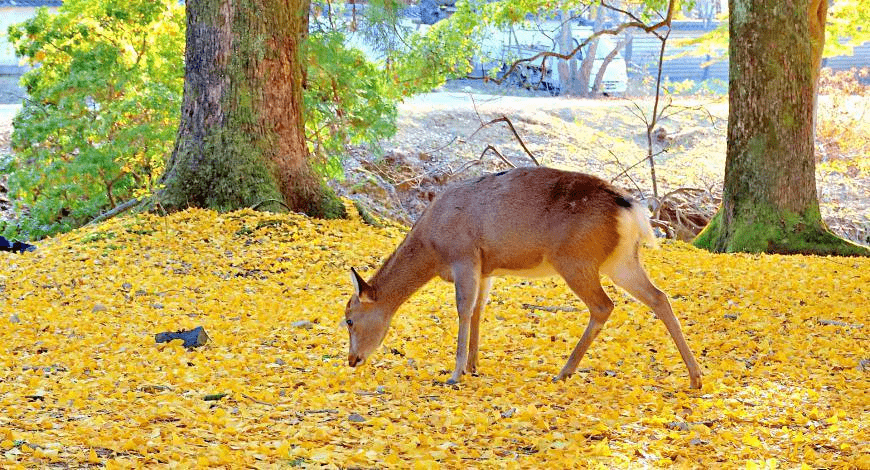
[5,0,185,239]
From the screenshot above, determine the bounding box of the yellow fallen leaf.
[741,433,762,448]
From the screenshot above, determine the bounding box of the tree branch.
[468,116,540,166]
[472,0,676,86]
[87,198,141,226]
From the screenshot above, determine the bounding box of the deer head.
[345,268,391,367]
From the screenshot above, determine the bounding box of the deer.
[344,166,702,389]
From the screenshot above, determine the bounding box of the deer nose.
[348,355,361,367]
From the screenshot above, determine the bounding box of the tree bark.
[557,10,580,96]
[578,5,607,97]
[592,38,625,95]
[693,0,867,256]
[159,0,345,218]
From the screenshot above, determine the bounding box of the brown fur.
[345,167,702,389]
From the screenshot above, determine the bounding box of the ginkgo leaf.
[0,208,866,468]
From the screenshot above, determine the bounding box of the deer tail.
[630,200,657,248]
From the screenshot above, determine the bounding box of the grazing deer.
[344,167,702,389]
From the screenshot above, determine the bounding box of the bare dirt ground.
[337,80,870,245]
[1,82,868,245]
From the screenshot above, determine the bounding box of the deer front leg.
[447,262,480,385]
[467,277,493,375]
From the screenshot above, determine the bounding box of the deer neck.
[369,235,436,316]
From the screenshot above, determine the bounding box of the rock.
[155,326,209,348]
[348,413,367,423]
[291,320,313,329]
[92,303,108,313]
[9,314,20,324]
[0,236,36,253]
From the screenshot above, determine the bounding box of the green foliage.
[826,0,870,57]
[5,0,185,240]
[673,1,870,62]
[388,0,524,91]
[303,31,398,179]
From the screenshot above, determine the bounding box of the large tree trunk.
[693,0,867,256]
[159,0,344,218]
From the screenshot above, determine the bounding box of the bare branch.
[653,187,709,219]
[609,150,667,185]
[87,198,141,226]
[606,149,643,195]
[478,145,516,168]
[626,100,651,127]
[473,0,676,86]
[448,145,517,180]
[468,116,540,166]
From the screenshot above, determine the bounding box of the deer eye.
[345,319,353,327]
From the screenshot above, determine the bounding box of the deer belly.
[491,259,558,279]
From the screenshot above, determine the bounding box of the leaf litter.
[0,206,868,468]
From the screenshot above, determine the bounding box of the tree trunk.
[808,0,827,135]
[159,0,345,218]
[577,38,598,97]
[693,0,867,256]
[592,38,625,95]
[557,10,579,96]
[578,5,605,98]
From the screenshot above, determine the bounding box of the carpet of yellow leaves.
[0,207,867,469]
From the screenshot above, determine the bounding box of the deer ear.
[350,268,376,303]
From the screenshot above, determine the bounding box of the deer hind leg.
[602,253,702,389]
[447,261,481,384]
[467,277,493,375]
[553,264,615,382]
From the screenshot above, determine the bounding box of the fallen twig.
[88,198,141,226]
[242,393,275,406]
[251,198,293,212]
[522,303,580,314]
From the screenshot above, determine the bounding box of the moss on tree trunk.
[695,203,868,256]
[693,0,868,257]
[159,0,345,219]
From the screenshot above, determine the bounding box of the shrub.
[5,0,185,239]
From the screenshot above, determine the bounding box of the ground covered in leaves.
[0,208,868,468]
